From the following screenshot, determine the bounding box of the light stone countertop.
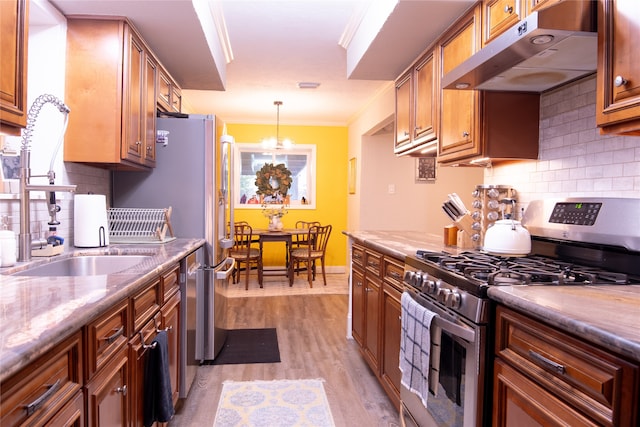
[343,230,640,363]
[0,238,205,382]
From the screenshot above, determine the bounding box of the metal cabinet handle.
[104,326,124,345]
[389,271,402,280]
[614,75,628,87]
[529,350,565,374]
[115,385,128,396]
[403,131,410,136]
[25,379,61,416]
[356,280,363,287]
[462,131,470,138]
[504,5,513,13]
[365,287,373,292]
[135,141,141,145]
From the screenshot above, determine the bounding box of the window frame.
[233,143,317,210]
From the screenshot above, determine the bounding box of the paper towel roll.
[74,194,110,247]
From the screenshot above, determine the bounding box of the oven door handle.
[433,316,475,343]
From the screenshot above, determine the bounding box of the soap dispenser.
[0,216,17,267]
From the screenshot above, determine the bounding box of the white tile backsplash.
[486,75,640,207]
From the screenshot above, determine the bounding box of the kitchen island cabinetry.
[493,305,639,427]
[380,257,404,410]
[438,3,539,165]
[394,49,438,156]
[0,0,28,134]
[362,249,382,373]
[64,17,157,170]
[596,0,640,136]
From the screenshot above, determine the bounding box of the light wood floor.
[169,274,400,426]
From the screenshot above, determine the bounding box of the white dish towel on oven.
[400,291,438,408]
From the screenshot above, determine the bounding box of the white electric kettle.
[482,199,531,256]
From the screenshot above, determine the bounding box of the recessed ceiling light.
[297,82,321,89]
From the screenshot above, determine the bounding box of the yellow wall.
[226,123,348,271]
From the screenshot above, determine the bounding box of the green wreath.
[255,163,292,197]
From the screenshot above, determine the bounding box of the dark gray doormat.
[207,328,280,365]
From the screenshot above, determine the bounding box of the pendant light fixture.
[262,100,293,149]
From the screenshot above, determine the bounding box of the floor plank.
[169,274,400,426]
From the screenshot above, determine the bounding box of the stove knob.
[432,279,442,296]
[437,287,451,304]
[411,271,424,288]
[403,270,414,283]
[446,290,462,309]
[425,279,436,294]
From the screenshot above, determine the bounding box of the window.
[233,143,316,209]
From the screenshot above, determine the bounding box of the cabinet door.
[493,359,598,427]
[381,283,402,410]
[351,267,365,347]
[484,0,522,45]
[414,51,437,144]
[162,291,181,406]
[363,275,381,372]
[596,0,640,135]
[439,4,482,162]
[0,0,28,133]
[129,314,160,427]
[124,32,145,163]
[143,54,157,167]
[85,345,129,427]
[395,72,412,151]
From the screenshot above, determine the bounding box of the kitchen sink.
[11,255,152,277]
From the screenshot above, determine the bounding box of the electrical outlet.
[388,184,395,194]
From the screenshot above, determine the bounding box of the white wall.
[486,75,640,211]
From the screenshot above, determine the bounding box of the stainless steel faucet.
[18,94,77,262]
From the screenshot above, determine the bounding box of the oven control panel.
[549,202,602,226]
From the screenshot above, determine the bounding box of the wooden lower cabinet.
[0,332,83,427]
[381,283,402,409]
[494,305,639,427]
[350,243,403,409]
[161,290,182,407]
[351,267,365,347]
[45,391,85,427]
[85,344,129,427]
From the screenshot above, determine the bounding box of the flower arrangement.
[261,203,288,219]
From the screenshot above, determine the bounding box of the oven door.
[400,288,486,427]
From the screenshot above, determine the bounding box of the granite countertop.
[0,238,205,382]
[344,230,640,363]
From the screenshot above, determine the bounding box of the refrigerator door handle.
[215,257,235,279]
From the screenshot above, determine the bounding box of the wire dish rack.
[108,207,176,244]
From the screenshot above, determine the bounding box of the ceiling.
[46,0,475,126]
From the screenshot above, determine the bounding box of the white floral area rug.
[213,379,335,427]
[226,273,348,298]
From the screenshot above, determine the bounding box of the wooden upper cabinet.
[0,0,28,135]
[439,4,482,163]
[64,17,157,169]
[483,0,523,45]
[596,0,640,135]
[157,65,182,114]
[394,48,438,156]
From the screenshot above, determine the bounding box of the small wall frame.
[416,157,436,182]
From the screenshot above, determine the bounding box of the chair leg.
[321,257,327,286]
[258,258,263,288]
[306,259,313,288]
[245,260,250,290]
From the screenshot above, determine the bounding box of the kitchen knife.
[441,204,458,221]
[449,193,468,215]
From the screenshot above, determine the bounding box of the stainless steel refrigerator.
[112,114,234,397]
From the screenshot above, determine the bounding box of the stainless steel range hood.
[442,1,597,92]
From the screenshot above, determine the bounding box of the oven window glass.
[428,331,465,426]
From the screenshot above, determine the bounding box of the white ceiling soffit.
[345,0,476,80]
[49,0,227,90]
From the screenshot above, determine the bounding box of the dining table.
[251,228,312,285]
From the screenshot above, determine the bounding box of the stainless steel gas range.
[400,198,640,427]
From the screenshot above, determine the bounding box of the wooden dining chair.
[290,224,332,288]
[229,222,263,290]
[293,220,321,277]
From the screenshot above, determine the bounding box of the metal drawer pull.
[529,350,565,374]
[367,261,379,268]
[25,379,61,416]
[156,325,173,333]
[104,326,124,344]
[389,271,402,279]
[139,331,157,350]
[115,385,128,396]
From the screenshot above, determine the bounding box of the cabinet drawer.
[162,264,180,303]
[496,306,639,426]
[383,257,404,290]
[131,278,162,332]
[1,332,82,427]
[86,299,128,380]
[364,250,382,278]
[352,244,365,269]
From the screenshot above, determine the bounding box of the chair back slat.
[233,223,254,257]
[310,224,331,253]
